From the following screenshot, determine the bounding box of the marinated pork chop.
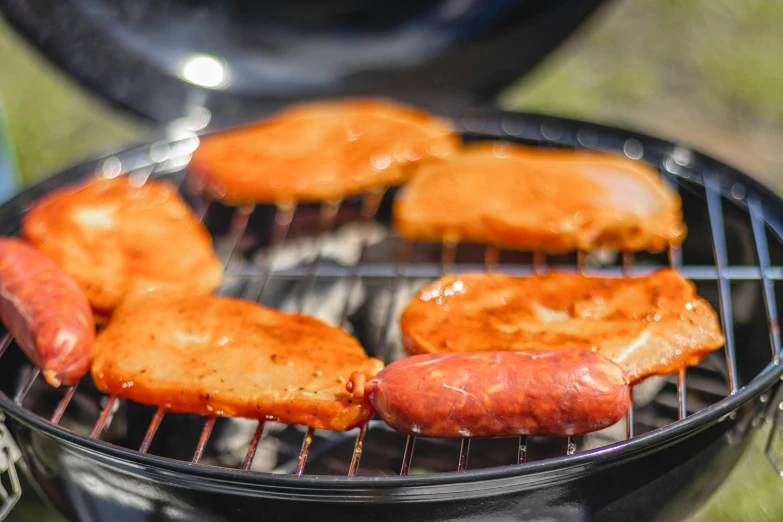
[22,176,222,315]
[92,294,384,430]
[189,98,458,203]
[394,143,685,253]
[400,270,724,383]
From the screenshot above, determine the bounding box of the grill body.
[4,397,770,522]
[0,110,781,522]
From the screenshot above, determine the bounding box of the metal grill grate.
[1,115,781,480]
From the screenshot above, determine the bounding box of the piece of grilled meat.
[189,98,458,204]
[22,175,222,317]
[394,143,685,253]
[400,270,724,383]
[92,293,384,431]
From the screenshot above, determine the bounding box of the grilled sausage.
[0,238,95,387]
[364,350,630,438]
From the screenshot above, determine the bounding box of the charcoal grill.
[1,1,783,520]
[0,111,781,522]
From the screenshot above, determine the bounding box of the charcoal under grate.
[0,112,780,481]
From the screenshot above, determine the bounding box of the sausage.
[364,350,630,438]
[0,238,95,387]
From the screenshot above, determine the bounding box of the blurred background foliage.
[500,0,783,190]
[0,20,144,185]
[1,0,783,520]
[0,0,782,188]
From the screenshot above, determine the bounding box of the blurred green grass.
[690,423,783,522]
[0,17,143,187]
[499,0,783,191]
[1,1,783,520]
[504,1,783,122]
[1,0,782,189]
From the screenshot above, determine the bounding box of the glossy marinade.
[366,350,630,438]
[0,237,95,387]
[401,269,724,383]
[92,293,384,431]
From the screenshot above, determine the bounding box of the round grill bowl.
[0,110,781,522]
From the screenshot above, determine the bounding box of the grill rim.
[0,371,776,495]
[1,108,782,495]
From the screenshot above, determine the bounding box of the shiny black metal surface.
[0,401,770,522]
[0,368,777,522]
[0,0,604,125]
[0,110,782,521]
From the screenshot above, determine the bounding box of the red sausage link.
[366,350,630,438]
[0,238,95,387]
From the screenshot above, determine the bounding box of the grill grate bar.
[622,252,635,273]
[674,233,688,418]
[295,427,315,476]
[458,439,471,471]
[242,421,265,471]
[388,239,415,474]
[666,174,687,417]
[50,385,78,424]
[564,251,588,451]
[192,416,216,464]
[482,245,531,466]
[621,251,635,438]
[338,191,386,328]
[439,241,453,274]
[317,199,343,234]
[400,435,417,476]
[576,251,586,271]
[292,195,384,478]
[237,203,300,470]
[440,242,475,469]
[484,245,500,271]
[669,246,683,269]
[216,204,254,276]
[124,187,222,457]
[139,407,166,453]
[677,369,687,419]
[0,333,12,359]
[483,245,499,272]
[518,436,528,464]
[247,203,298,304]
[90,396,118,439]
[195,199,212,223]
[705,173,739,393]
[296,200,342,313]
[291,200,345,474]
[532,252,546,274]
[669,244,683,270]
[359,188,386,221]
[663,159,682,264]
[225,263,783,281]
[665,153,683,271]
[748,193,782,360]
[348,423,369,477]
[270,202,297,245]
[626,388,635,439]
[13,367,39,405]
[377,239,412,362]
[441,241,458,272]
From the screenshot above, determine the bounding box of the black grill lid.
[0,0,604,126]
